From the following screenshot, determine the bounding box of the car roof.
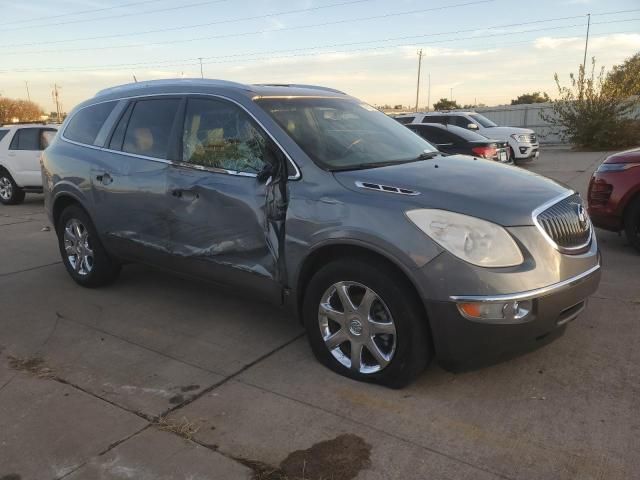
[93,78,349,101]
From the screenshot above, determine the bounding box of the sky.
[0,0,639,113]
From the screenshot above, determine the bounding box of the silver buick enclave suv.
[42,79,600,387]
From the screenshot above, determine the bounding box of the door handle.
[7,152,16,157]
[171,188,199,200]
[95,172,113,185]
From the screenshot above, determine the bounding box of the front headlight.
[596,162,640,172]
[511,134,530,143]
[406,209,524,267]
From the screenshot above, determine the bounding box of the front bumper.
[513,143,539,160]
[425,263,601,370]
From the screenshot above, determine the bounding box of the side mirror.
[257,162,273,183]
[467,123,479,130]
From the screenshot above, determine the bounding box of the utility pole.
[450,87,453,101]
[582,13,591,74]
[52,83,62,124]
[414,49,423,113]
[198,57,204,79]
[427,73,431,112]
[25,81,31,102]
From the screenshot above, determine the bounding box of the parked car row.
[35,79,602,387]
[394,110,539,162]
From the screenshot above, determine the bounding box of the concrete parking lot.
[1,148,638,480]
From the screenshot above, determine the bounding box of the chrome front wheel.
[318,281,397,374]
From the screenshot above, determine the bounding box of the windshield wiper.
[330,152,439,172]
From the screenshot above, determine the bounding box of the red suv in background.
[588,148,640,252]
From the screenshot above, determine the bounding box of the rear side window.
[395,116,414,124]
[422,115,447,125]
[65,101,117,145]
[413,126,456,144]
[122,99,180,159]
[41,129,57,149]
[9,128,40,150]
[0,130,9,142]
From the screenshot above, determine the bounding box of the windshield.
[469,113,498,128]
[255,97,437,170]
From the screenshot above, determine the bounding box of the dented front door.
[163,95,286,302]
[165,166,282,302]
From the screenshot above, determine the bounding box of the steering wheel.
[342,138,364,156]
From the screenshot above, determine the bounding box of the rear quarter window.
[0,130,9,143]
[64,101,117,145]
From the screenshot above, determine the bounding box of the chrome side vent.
[355,181,419,196]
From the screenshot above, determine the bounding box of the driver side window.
[182,98,267,174]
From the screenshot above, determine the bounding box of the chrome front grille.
[535,193,592,253]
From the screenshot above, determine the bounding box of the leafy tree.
[433,98,460,110]
[510,92,550,105]
[604,52,640,97]
[0,98,45,123]
[541,58,639,149]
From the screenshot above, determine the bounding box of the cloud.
[535,33,640,51]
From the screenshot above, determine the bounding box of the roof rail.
[95,78,251,97]
[0,120,57,127]
[253,83,346,95]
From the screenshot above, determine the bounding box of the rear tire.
[303,258,432,388]
[56,205,121,287]
[0,171,25,205]
[624,198,640,253]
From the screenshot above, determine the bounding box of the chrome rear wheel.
[63,218,94,276]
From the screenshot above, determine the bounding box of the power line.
[4,0,495,49]
[0,0,166,27]
[2,23,635,75]
[6,9,637,59]
[0,0,372,32]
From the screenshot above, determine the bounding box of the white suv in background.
[0,124,58,205]
[395,111,539,163]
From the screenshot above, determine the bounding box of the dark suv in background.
[42,79,600,387]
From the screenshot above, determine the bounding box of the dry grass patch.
[156,416,202,440]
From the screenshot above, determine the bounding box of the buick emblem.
[576,204,588,228]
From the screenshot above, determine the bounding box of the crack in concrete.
[33,327,306,480]
[0,261,62,277]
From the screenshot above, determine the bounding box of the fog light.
[458,300,532,323]
[519,147,528,154]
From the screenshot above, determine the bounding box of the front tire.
[56,205,121,287]
[624,198,640,253]
[303,258,432,388]
[0,171,25,205]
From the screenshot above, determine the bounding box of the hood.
[604,147,640,164]
[480,126,534,138]
[333,155,570,226]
